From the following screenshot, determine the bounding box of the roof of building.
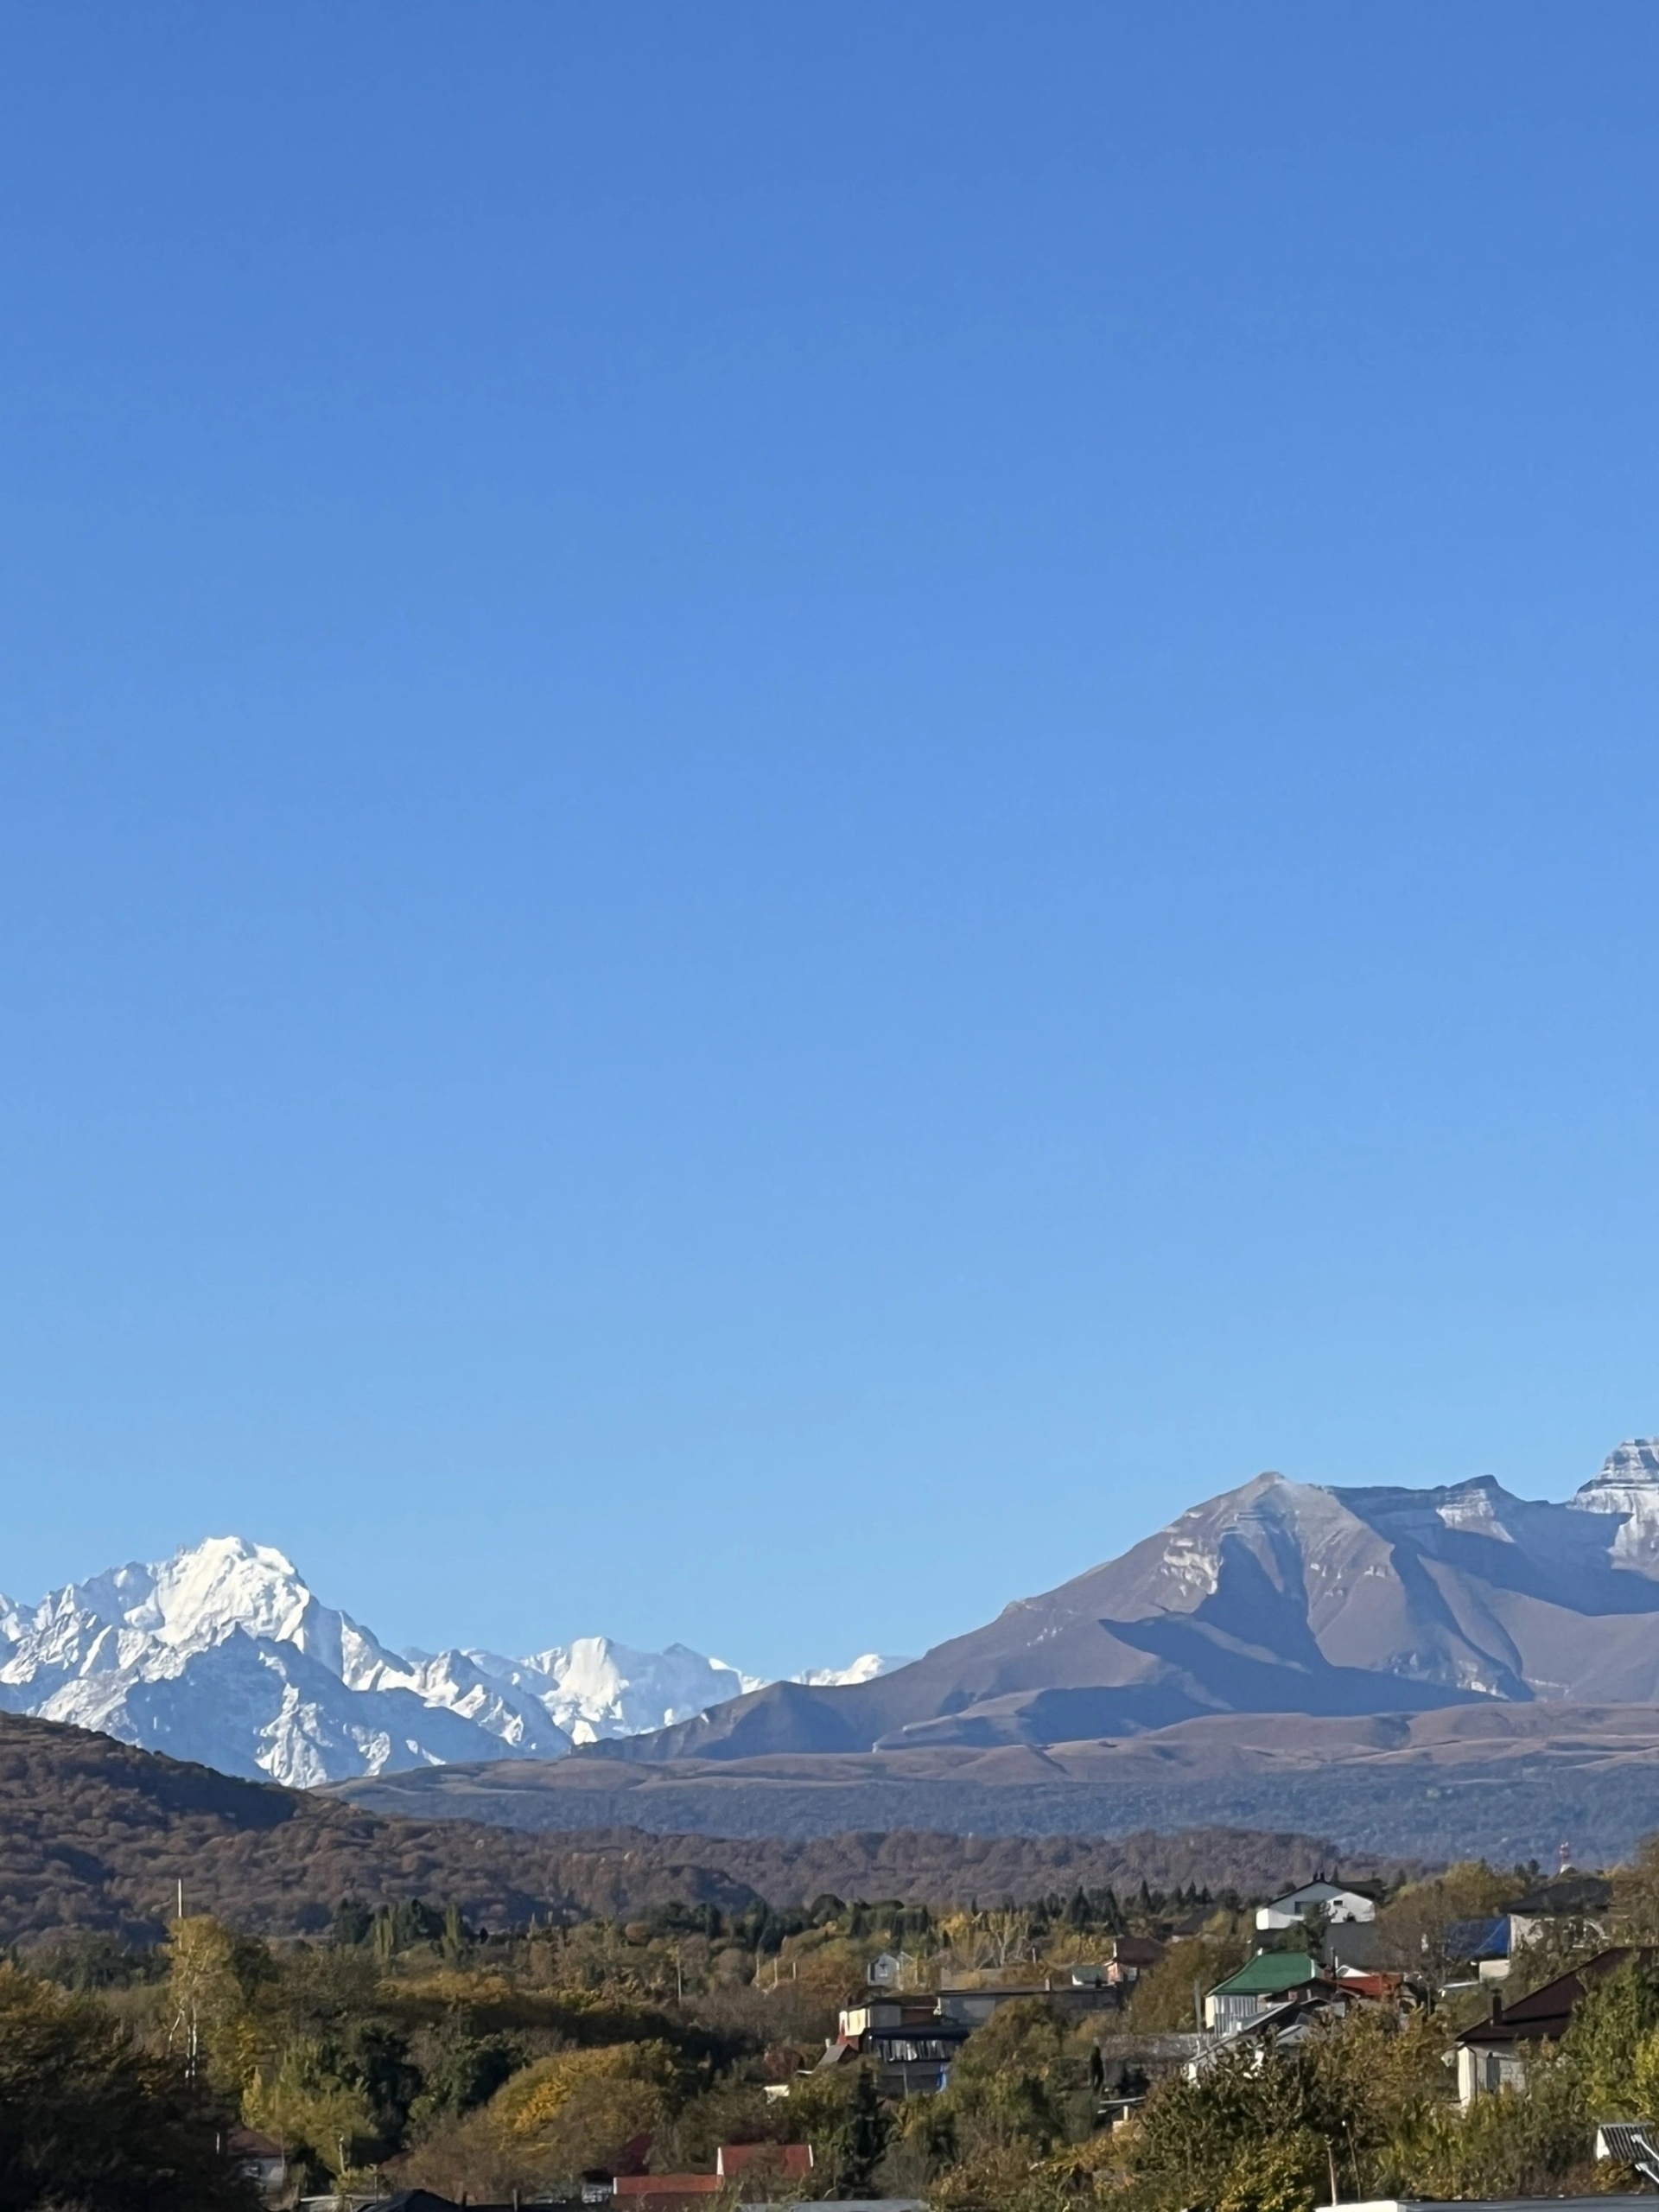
[1217,1993,1330,2040]
[743,2202,927,2212]
[1094,2032,1205,2059]
[1595,2121,1659,2176]
[1458,1948,1659,2050]
[226,2128,284,2159]
[1267,1880,1378,1906]
[1314,2198,1654,2212]
[717,2145,812,2178]
[1333,1970,1408,2001]
[1508,1874,1614,1917]
[1211,1952,1329,1998]
[614,2179,724,2198]
[1446,1916,1511,1961]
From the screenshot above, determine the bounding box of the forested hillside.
[0,1713,1365,1943]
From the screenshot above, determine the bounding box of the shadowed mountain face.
[588,1443,1659,1760]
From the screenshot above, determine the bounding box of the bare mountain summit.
[588,1440,1659,1761]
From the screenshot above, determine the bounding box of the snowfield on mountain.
[0,1537,896,1786]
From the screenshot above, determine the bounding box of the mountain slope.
[586,1441,1659,1761]
[328,1700,1659,1866]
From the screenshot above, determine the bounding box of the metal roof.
[1210,1952,1327,1997]
[1314,2198,1653,2212]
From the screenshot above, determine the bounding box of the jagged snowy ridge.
[0,1537,904,1789]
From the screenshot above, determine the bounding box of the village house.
[1105,1934,1165,1986]
[823,1996,972,2097]
[1255,1878,1378,1933]
[933,1967,1122,2029]
[823,1958,1127,2100]
[1444,1876,1613,1986]
[1190,1970,1408,2077]
[1445,1915,1517,1982]
[1204,1951,1332,2031]
[226,2128,288,2200]
[1455,1948,1659,2106]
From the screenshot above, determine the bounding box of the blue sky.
[3,3,1659,1674]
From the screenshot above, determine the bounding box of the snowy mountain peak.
[469,1636,766,1745]
[1571,1438,1659,1562]
[794,1652,912,1688]
[138,1536,316,1647]
[1575,1437,1659,1501]
[26,1535,404,1689]
[0,1535,885,1790]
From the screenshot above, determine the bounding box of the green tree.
[1126,1936,1247,2032]
[442,1905,467,1966]
[940,2001,1072,2157]
[1213,2132,1326,2212]
[787,2062,894,2195]
[0,1964,257,2212]
[1125,2013,1400,2212]
[1560,1957,1659,2120]
[1278,1905,1330,1961]
[837,2066,891,2196]
[1384,2049,1586,2202]
[409,2032,524,2130]
[246,2045,378,2185]
[332,1900,374,1948]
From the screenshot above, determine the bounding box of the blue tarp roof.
[1446,1916,1510,1961]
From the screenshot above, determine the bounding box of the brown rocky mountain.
[582,1443,1659,1759]
[327,1442,1659,1863]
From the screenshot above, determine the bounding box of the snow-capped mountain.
[403,1638,768,1746]
[793,1652,912,1688]
[0,1536,884,1789]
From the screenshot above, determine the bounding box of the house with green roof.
[1205,1952,1332,2033]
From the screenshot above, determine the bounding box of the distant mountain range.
[325,1439,1659,1863]
[331,1701,1659,1867]
[14,1439,1659,1853]
[0,1538,904,1787]
[584,1439,1659,1761]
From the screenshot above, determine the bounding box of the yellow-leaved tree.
[163,1916,265,2094]
[404,2039,681,2202]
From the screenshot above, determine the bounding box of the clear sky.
[3,3,1659,1675]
